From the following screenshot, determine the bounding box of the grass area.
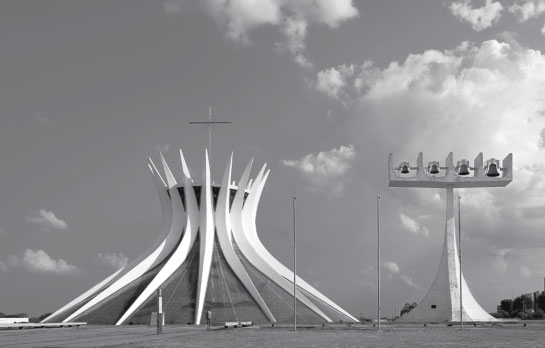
[108,324,545,348]
[2,323,545,348]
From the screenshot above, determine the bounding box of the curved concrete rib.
[215,154,275,322]
[242,167,356,321]
[194,150,215,325]
[116,159,199,325]
[64,156,184,323]
[41,267,124,323]
[179,148,192,179]
[44,159,167,323]
[154,154,187,263]
[229,161,330,322]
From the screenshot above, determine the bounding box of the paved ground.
[1,323,545,348]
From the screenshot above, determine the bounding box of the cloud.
[348,39,545,250]
[359,280,377,290]
[361,265,374,275]
[315,64,356,100]
[0,261,7,272]
[172,0,358,66]
[95,252,128,270]
[34,114,52,124]
[282,145,356,194]
[400,275,420,289]
[520,265,532,278]
[8,249,79,275]
[509,0,545,22]
[153,144,171,153]
[164,0,186,15]
[490,248,518,274]
[26,209,68,230]
[542,22,545,36]
[400,214,429,236]
[382,262,421,288]
[449,0,503,31]
[276,16,312,68]
[0,226,5,236]
[383,261,400,274]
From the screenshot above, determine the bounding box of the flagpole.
[377,195,381,331]
[293,196,297,332]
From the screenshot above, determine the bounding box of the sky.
[1,0,545,319]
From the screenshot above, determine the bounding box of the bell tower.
[388,152,512,322]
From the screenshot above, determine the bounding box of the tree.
[513,296,524,313]
[532,309,544,320]
[492,310,509,318]
[400,302,417,316]
[6,313,28,318]
[38,312,52,321]
[500,299,513,313]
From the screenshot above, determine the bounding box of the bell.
[486,161,500,177]
[458,163,470,176]
[429,162,439,175]
[400,162,410,174]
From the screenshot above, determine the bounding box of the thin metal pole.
[458,194,463,331]
[157,289,163,335]
[377,195,381,331]
[293,196,297,332]
[208,106,212,163]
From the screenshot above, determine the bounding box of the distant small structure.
[0,318,29,324]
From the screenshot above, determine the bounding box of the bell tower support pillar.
[399,187,494,322]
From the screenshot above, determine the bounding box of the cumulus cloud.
[277,16,312,68]
[509,0,545,21]
[383,261,400,274]
[0,260,7,272]
[311,38,545,275]
[170,0,358,67]
[382,262,420,288]
[400,275,420,288]
[282,145,356,194]
[8,249,79,275]
[449,0,503,31]
[490,248,519,274]
[400,214,430,236]
[315,64,355,100]
[542,22,545,36]
[520,265,533,278]
[95,252,128,270]
[164,0,186,15]
[344,39,545,251]
[26,209,68,230]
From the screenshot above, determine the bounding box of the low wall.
[0,318,30,324]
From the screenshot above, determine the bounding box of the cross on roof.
[189,107,231,173]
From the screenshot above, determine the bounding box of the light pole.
[293,196,297,332]
[458,194,463,331]
[377,195,381,331]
